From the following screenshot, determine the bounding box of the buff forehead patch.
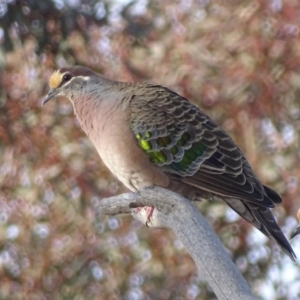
[49,70,63,89]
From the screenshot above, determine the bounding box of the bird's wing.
[129,84,296,261]
[129,84,280,208]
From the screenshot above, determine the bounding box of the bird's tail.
[225,198,296,261]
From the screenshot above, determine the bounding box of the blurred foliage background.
[0,0,300,299]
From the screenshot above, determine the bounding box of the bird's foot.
[133,206,154,226]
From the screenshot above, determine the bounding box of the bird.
[43,65,296,261]
[291,209,300,239]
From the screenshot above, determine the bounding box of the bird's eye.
[63,73,72,82]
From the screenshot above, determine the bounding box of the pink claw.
[133,206,154,226]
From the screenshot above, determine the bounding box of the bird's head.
[42,66,96,105]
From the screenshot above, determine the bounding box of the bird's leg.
[133,206,154,226]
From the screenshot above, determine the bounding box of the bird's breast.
[80,104,169,191]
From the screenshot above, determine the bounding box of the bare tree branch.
[94,187,259,300]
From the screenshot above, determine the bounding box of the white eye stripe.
[69,76,90,81]
[63,76,90,85]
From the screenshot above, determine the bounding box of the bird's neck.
[72,89,124,139]
[73,91,101,121]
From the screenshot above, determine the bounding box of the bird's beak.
[42,89,59,105]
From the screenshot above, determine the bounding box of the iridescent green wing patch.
[129,84,219,176]
[134,126,210,176]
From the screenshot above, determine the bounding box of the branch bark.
[94,187,258,300]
